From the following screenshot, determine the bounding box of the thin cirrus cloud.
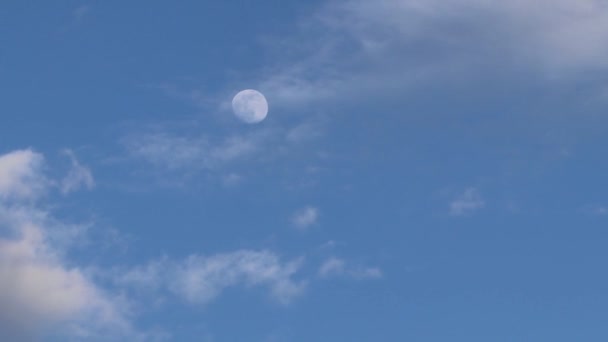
[117,251,306,306]
[121,122,325,185]
[449,187,485,217]
[318,257,382,279]
[122,131,265,171]
[257,0,608,108]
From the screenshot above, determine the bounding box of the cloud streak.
[318,257,382,279]
[257,0,608,108]
[118,250,306,306]
[123,130,269,173]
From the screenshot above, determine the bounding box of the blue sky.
[1,1,608,341]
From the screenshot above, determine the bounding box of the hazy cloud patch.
[449,187,485,216]
[60,149,95,194]
[291,206,320,230]
[318,257,382,279]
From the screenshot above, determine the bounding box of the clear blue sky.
[1,1,608,341]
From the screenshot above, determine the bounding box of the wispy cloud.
[318,257,345,277]
[285,120,325,144]
[117,251,306,306]
[61,149,95,194]
[318,257,382,280]
[449,187,485,216]
[256,0,608,108]
[120,119,326,189]
[291,206,319,230]
[123,130,266,172]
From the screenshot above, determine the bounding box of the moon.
[231,89,268,124]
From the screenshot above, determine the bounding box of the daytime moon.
[231,89,268,124]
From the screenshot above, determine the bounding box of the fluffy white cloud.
[291,206,319,230]
[118,251,305,305]
[0,150,139,341]
[449,187,485,216]
[0,148,378,339]
[0,216,132,341]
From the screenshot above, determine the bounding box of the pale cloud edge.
[449,187,485,216]
[292,206,320,230]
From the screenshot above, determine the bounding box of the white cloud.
[258,0,608,107]
[123,131,267,172]
[118,251,305,306]
[0,218,133,341]
[61,149,95,194]
[291,206,319,230]
[0,149,380,338]
[0,149,47,201]
[0,149,139,341]
[449,187,485,216]
[318,257,382,279]
[318,257,345,277]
